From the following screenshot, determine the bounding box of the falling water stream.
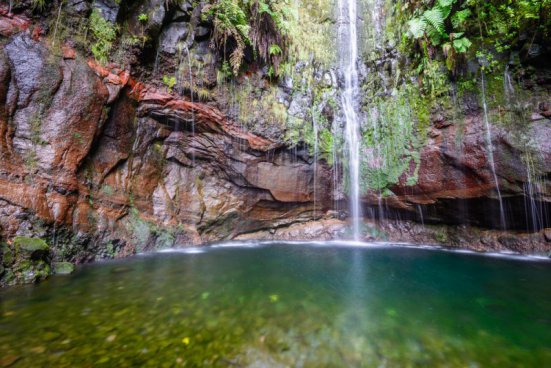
[480,71,506,228]
[338,0,362,240]
[312,105,319,217]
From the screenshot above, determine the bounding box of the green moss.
[0,237,53,285]
[53,262,75,275]
[434,230,448,244]
[13,237,49,254]
[1,242,14,266]
[24,150,39,170]
[358,83,427,192]
[101,184,114,196]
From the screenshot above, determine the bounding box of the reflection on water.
[1,243,550,367]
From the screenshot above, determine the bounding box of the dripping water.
[312,106,319,218]
[153,44,161,78]
[417,204,425,228]
[480,71,506,228]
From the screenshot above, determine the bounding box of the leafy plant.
[407,0,472,52]
[269,43,282,56]
[138,13,149,23]
[89,9,119,64]
[203,0,251,75]
[162,75,177,93]
[31,0,47,11]
[203,0,289,77]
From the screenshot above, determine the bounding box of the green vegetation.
[89,9,119,64]
[162,75,177,93]
[203,0,290,76]
[30,0,47,11]
[1,237,51,286]
[137,13,149,23]
[407,0,473,57]
[402,0,550,82]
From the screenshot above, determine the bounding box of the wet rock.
[4,33,46,107]
[544,228,551,242]
[0,237,52,286]
[159,22,189,54]
[194,26,210,41]
[14,236,49,257]
[53,261,75,275]
[498,235,523,252]
[92,0,119,23]
[0,6,31,37]
[66,0,91,15]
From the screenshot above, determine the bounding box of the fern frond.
[423,8,446,35]
[408,17,426,39]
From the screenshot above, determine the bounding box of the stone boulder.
[1,237,51,286]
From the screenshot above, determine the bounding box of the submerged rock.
[52,262,75,275]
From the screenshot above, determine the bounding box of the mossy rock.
[14,236,49,254]
[2,237,53,286]
[15,261,50,284]
[1,242,14,266]
[53,262,75,275]
[434,230,448,243]
[13,237,50,262]
[0,269,15,286]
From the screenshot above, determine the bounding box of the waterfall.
[338,0,362,240]
[312,106,319,218]
[480,71,506,228]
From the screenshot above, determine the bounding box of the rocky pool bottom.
[0,242,550,367]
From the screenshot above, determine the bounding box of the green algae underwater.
[1,242,550,367]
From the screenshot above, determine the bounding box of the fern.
[407,0,464,45]
[423,8,446,37]
[408,18,426,38]
[205,0,289,79]
[269,44,282,55]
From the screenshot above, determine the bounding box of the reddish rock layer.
[0,31,332,262]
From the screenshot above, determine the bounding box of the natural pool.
[1,242,550,367]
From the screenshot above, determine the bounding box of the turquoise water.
[1,242,550,367]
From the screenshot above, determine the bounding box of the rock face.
[375,114,551,231]
[0,30,333,267]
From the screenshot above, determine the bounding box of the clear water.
[1,243,550,367]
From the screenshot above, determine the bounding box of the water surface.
[1,242,550,367]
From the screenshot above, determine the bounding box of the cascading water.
[338,0,362,240]
[312,105,319,218]
[480,71,506,228]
